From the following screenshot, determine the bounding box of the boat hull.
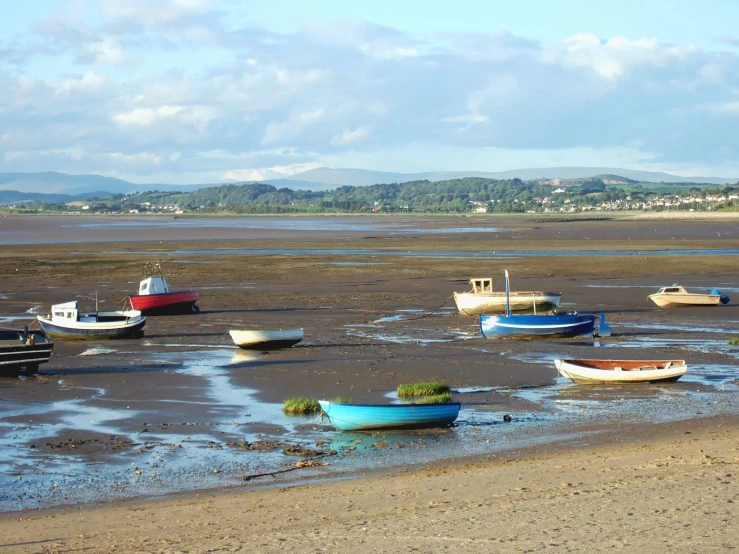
[453,291,561,316]
[229,329,303,350]
[648,293,721,308]
[37,313,146,340]
[555,359,687,384]
[129,291,200,315]
[0,329,54,375]
[319,401,461,431]
[480,313,596,339]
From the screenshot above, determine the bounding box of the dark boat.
[0,326,54,376]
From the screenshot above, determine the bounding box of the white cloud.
[109,151,163,165]
[101,0,215,25]
[262,108,326,145]
[85,37,127,65]
[53,72,106,96]
[546,33,700,81]
[705,101,739,114]
[220,162,322,182]
[221,169,267,181]
[330,126,370,146]
[112,105,220,132]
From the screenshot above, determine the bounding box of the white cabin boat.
[37,301,146,340]
[648,285,725,308]
[453,277,561,316]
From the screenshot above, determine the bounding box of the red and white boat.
[128,265,199,315]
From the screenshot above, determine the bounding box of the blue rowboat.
[318,400,461,431]
[36,301,146,340]
[478,270,602,339]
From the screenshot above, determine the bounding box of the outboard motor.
[711,288,731,305]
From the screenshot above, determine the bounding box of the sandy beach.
[0,213,738,552]
[1,417,737,553]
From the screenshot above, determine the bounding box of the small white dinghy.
[228,329,304,350]
[555,359,687,385]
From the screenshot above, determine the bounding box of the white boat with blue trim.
[36,301,146,340]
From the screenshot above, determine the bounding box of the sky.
[2,0,739,184]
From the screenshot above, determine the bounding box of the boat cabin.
[138,276,170,296]
[655,285,688,295]
[51,301,86,322]
[469,278,494,294]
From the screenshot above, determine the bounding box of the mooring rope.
[397,293,455,321]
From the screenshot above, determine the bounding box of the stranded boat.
[128,263,200,315]
[228,329,304,350]
[318,400,461,431]
[454,277,561,316]
[479,270,608,339]
[37,301,146,340]
[555,358,687,385]
[648,284,730,308]
[0,326,54,376]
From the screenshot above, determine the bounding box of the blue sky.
[2,0,739,184]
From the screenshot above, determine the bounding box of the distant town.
[2,174,738,215]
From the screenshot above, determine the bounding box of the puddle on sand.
[626,322,739,334]
[346,327,457,344]
[331,262,392,266]
[79,347,117,356]
[374,309,427,323]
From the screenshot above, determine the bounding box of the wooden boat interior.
[573,360,684,371]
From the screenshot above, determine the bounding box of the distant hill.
[287,167,736,187]
[0,172,143,195]
[1,167,735,197]
[0,189,119,206]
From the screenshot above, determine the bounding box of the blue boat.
[318,400,461,431]
[36,301,146,340]
[480,312,596,338]
[478,270,603,339]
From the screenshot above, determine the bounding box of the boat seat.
[664,362,672,369]
[614,366,622,371]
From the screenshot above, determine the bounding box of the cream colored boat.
[453,277,561,316]
[648,285,723,308]
[228,329,303,350]
[555,359,687,385]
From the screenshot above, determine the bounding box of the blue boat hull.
[319,401,461,431]
[37,318,146,340]
[480,313,596,339]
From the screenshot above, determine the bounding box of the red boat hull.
[129,291,200,315]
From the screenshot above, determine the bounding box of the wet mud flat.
[0,214,738,511]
